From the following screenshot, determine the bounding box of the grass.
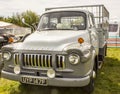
[93,48,120,94]
[0,48,120,94]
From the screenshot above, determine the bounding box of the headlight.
[69,54,80,65]
[2,51,11,60]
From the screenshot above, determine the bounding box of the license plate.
[21,76,47,85]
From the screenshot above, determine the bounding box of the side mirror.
[32,22,38,30]
[22,18,25,24]
[21,18,35,33]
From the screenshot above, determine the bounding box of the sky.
[0,0,120,21]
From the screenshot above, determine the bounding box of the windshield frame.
[37,11,87,31]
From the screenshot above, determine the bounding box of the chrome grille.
[23,54,52,68]
[13,53,66,69]
[14,53,19,65]
[56,55,65,69]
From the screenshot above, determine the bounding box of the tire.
[0,63,4,78]
[105,44,107,56]
[82,62,97,94]
[98,55,104,69]
[20,83,28,86]
[82,77,94,94]
[98,61,104,69]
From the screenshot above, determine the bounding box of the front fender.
[90,49,96,72]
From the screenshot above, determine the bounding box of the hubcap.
[98,61,103,69]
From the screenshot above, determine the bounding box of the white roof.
[0,21,12,27]
[44,8,89,14]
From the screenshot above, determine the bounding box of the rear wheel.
[98,61,104,69]
[98,55,104,69]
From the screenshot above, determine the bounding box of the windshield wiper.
[41,28,56,31]
[37,28,80,31]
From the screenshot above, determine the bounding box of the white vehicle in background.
[108,21,120,47]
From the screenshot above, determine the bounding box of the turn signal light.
[78,38,84,44]
[9,37,14,43]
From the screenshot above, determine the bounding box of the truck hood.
[14,30,90,51]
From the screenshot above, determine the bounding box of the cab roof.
[43,8,91,15]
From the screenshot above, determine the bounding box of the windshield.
[38,11,86,31]
[109,24,118,32]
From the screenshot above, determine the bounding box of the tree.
[22,10,40,27]
[2,10,40,28]
[0,16,4,21]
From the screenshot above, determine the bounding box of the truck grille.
[14,53,20,65]
[23,54,52,67]
[56,55,65,69]
[13,53,65,69]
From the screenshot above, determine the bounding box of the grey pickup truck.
[0,4,109,93]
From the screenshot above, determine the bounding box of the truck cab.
[0,5,109,93]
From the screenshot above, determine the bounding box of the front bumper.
[1,70,90,87]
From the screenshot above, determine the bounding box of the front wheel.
[81,61,97,94]
[82,77,94,94]
[0,63,4,78]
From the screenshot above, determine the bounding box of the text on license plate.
[21,76,47,85]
